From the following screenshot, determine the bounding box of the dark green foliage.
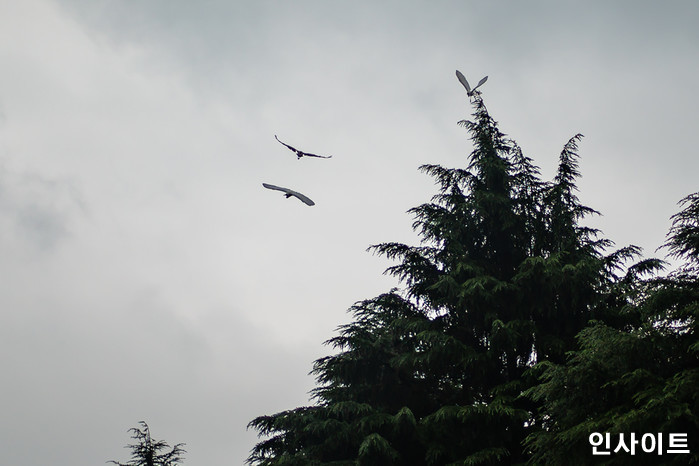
[665,193,699,266]
[248,84,696,465]
[525,193,699,465]
[110,421,185,466]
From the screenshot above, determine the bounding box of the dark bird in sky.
[275,135,332,160]
[455,70,488,97]
[262,183,315,206]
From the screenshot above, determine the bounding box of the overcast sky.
[0,1,697,464]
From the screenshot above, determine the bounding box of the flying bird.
[455,70,488,97]
[275,135,332,160]
[263,183,315,206]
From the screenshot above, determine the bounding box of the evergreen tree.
[249,79,629,465]
[110,421,186,466]
[524,193,699,465]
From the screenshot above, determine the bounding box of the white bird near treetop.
[455,70,488,97]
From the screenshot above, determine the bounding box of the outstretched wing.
[262,183,315,206]
[455,70,471,93]
[262,182,287,193]
[472,75,488,93]
[274,135,301,156]
[288,190,315,206]
[275,135,331,159]
[299,151,331,159]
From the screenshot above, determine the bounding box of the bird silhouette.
[455,70,488,97]
[275,135,332,160]
[263,183,315,206]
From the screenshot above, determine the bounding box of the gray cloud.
[0,166,85,252]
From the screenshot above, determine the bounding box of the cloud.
[0,165,85,252]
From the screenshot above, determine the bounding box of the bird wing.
[275,135,301,155]
[472,76,488,92]
[455,70,471,93]
[288,190,315,206]
[262,183,315,206]
[262,182,287,193]
[299,151,332,159]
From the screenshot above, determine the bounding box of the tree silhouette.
[110,421,185,466]
[525,193,699,464]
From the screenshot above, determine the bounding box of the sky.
[0,1,697,464]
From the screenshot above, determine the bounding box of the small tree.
[110,421,186,466]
